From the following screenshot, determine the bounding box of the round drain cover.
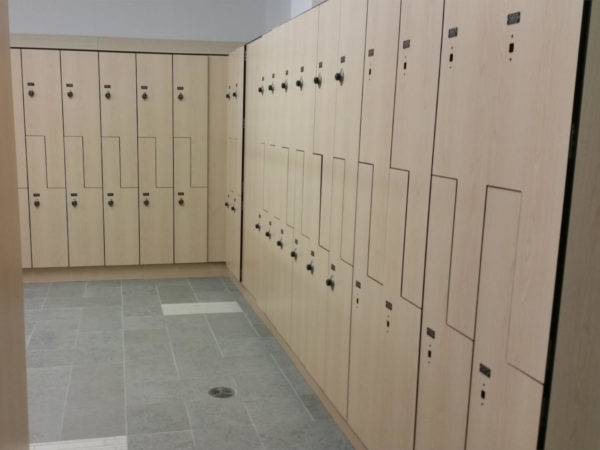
[208,386,235,399]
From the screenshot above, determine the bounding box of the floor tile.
[25,297,46,310]
[27,349,74,368]
[187,395,252,429]
[162,302,242,316]
[44,296,121,309]
[258,418,353,450]
[79,307,123,332]
[126,401,190,435]
[188,277,226,292]
[233,368,298,403]
[219,337,275,357]
[123,295,163,317]
[194,290,241,303]
[300,394,332,420]
[122,280,157,296]
[46,282,86,298]
[153,278,190,287]
[124,315,167,330]
[128,430,195,450]
[158,285,196,303]
[28,327,78,351]
[73,330,124,366]
[125,355,178,384]
[30,435,127,450]
[61,363,125,440]
[124,328,172,361]
[207,314,259,339]
[193,424,263,450]
[24,282,50,298]
[27,308,82,323]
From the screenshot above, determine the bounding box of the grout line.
[230,375,267,450]
[270,353,315,422]
[206,317,225,358]
[119,281,129,439]
[165,325,181,379]
[58,365,74,440]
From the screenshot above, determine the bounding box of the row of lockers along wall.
[10,49,229,269]
[232,0,583,449]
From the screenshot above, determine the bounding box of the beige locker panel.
[137,53,173,188]
[18,189,31,268]
[22,49,65,188]
[174,55,208,187]
[139,138,173,265]
[61,51,102,188]
[102,137,139,266]
[174,138,208,263]
[271,225,294,342]
[301,152,322,241]
[11,49,27,188]
[434,1,583,362]
[208,56,228,262]
[358,0,401,281]
[314,0,341,251]
[290,9,318,152]
[99,52,138,188]
[415,176,471,450]
[65,137,104,267]
[289,235,310,365]
[391,0,444,306]
[225,195,241,280]
[466,187,542,450]
[304,246,329,389]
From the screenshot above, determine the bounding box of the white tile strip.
[30,435,127,450]
[161,301,243,316]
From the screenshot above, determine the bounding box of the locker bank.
[0,0,598,449]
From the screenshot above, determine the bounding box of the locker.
[26,136,68,268]
[313,0,341,251]
[391,0,444,306]
[415,176,472,450]
[174,55,208,187]
[270,224,294,341]
[289,235,310,364]
[137,53,173,188]
[99,52,138,188]
[225,193,241,280]
[465,187,543,450]
[301,152,322,242]
[22,50,65,188]
[139,138,173,265]
[102,137,139,266]
[434,0,583,369]
[11,49,27,188]
[61,51,102,188]
[174,138,208,263]
[358,0,401,282]
[65,137,104,267]
[18,189,31,268]
[208,56,228,262]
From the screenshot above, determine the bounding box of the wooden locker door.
[139,138,173,265]
[174,138,208,263]
[18,189,31,268]
[26,136,68,268]
[137,53,173,188]
[272,224,294,342]
[391,0,444,306]
[314,0,341,251]
[22,49,65,188]
[332,0,367,265]
[102,137,139,266]
[234,47,244,197]
[99,52,138,188]
[61,51,102,189]
[229,195,241,280]
[289,234,309,364]
[415,176,472,450]
[208,56,228,262]
[465,187,543,450]
[11,49,28,189]
[65,137,104,267]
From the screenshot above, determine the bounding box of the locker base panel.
[231,274,367,450]
[23,262,228,283]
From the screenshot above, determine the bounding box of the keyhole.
[403,61,407,70]
[481,389,486,400]
[449,53,454,62]
[356,298,359,305]
[386,320,390,328]
[368,68,372,76]
[509,42,515,53]
[427,350,432,358]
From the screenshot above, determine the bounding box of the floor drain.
[208,386,235,399]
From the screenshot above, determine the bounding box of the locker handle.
[226,93,231,99]
[265,231,272,238]
[143,199,150,206]
[255,223,261,230]
[276,239,283,248]
[325,276,335,289]
[105,91,111,99]
[313,74,322,87]
[334,69,344,85]
[280,81,288,91]
[67,90,74,98]
[231,206,236,212]
[290,250,298,259]
[33,199,40,207]
[71,199,78,207]
[268,84,274,92]
[233,91,238,98]
[296,78,303,89]
[306,262,314,273]
[28,89,35,97]
[225,201,230,208]
[178,92,184,101]
[178,198,184,206]
[258,86,264,94]
[108,199,114,207]
[141,92,148,100]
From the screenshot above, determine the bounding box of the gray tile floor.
[24,277,353,450]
